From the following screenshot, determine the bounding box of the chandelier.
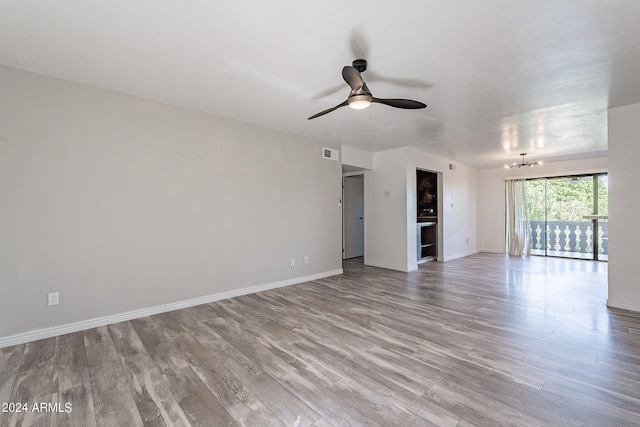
[504,153,543,169]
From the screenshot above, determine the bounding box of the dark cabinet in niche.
[417,169,438,262]
[417,169,437,219]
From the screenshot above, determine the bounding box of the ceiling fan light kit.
[348,94,371,110]
[308,59,426,119]
[504,153,543,169]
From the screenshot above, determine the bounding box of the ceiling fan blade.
[311,83,346,100]
[308,100,349,120]
[365,71,433,89]
[371,97,426,109]
[362,82,373,96]
[342,66,364,91]
[349,29,369,60]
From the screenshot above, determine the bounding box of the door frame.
[342,172,365,259]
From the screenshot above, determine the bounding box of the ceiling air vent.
[323,148,340,161]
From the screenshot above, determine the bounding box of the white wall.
[364,148,409,271]
[608,103,640,312]
[479,157,608,253]
[341,146,373,170]
[364,147,480,272]
[0,66,343,344]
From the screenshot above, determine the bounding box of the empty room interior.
[2,1,640,426]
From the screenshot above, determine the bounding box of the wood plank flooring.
[2,253,640,426]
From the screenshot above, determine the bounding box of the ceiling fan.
[308,59,427,120]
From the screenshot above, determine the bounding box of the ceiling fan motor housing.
[352,59,367,73]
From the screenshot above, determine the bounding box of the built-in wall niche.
[417,169,438,262]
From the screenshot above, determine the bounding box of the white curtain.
[506,179,531,256]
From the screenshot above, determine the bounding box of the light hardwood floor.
[2,253,640,426]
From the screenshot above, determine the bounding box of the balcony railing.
[529,220,608,260]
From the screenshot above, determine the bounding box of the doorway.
[526,173,608,260]
[343,175,364,259]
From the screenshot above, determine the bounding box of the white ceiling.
[2,0,639,169]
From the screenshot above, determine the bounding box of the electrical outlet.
[48,292,59,306]
[290,258,295,266]
[305,256,309,264]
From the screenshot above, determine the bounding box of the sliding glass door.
[526,173,608,260]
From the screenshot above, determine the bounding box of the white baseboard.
[479,248,506,254]
[442,249,479,262]
[606,299,640,313]
[0,269,343,349]
[364,259,413,272]
[366,251,482,270]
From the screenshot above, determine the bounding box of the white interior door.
[343,175,364,259]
